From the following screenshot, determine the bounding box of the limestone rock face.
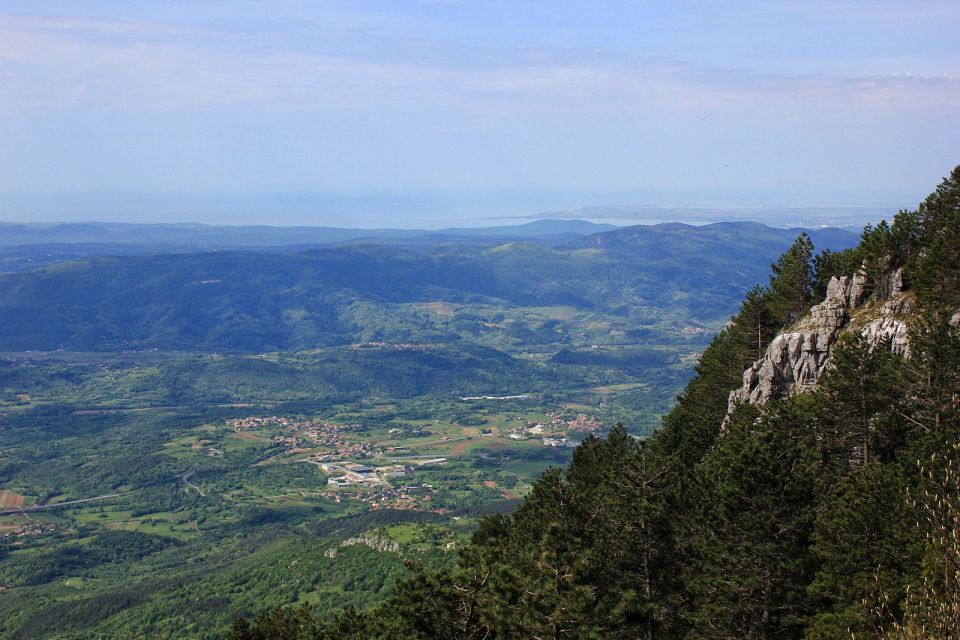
[882,268,904,301]
[725,269,910,422]
[340,535,401,554]
[837,273,868,308]
[860,293,911,357]
[324,534,402,558]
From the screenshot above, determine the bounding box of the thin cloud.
[2,10,957,120]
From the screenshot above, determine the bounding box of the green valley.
[0,219,877,638]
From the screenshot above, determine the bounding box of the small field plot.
[0,490,28,509]
[411,302,459,317]
[591,382,644,394]
[524,306,578,321]
[64,577,87,589]
[501,458,558,479]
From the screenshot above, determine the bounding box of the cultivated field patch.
[411,301,458,317]
[449,440,471,455]
[0,490,25,509]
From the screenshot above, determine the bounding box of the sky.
[0,0,958,228]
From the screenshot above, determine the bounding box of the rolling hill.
[0,222,858,352]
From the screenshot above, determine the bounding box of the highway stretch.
[0,492,132,516]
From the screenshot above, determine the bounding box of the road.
[182,471,206,497]
[0,492,131,516]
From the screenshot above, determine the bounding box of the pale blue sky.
[0,1,958,227]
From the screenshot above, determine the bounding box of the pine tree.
[682,399,819,639]
[909,164,960,308]
[882,444,960,638]
[817,333,902,466]
[388,564,494,640]
[225,616,253,640]
[768,232,815,325]
[619,441,678,640]
[568,426,680,639]
[735,284,777,362]
[859,220,896,299]
[890,207,923,268]
[897,312,960,464]
[224,605,322,640]
[807,463,919,639]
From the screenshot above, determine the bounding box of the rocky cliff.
[324,534,402,558]
[725,269,912,419]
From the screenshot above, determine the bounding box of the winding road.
[182,471,206,497]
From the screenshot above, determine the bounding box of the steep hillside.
[226,167,960,640]
[726,268,914,413]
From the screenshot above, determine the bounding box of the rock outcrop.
[324,534,402,558]
[859,294,911,358]
[338,534,401,554]
[725,269,910,422]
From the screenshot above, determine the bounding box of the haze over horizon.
[1,1,958,227]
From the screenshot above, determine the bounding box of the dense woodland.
[228,168,960,639]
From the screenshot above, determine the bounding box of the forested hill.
[568,220,856,258]
[0,222,856,352]
[228,167,960,640]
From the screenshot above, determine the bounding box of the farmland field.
[0,490,27,509]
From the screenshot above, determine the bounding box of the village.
[0,520,56,542]
[318,461,410,488]
[218,406,607,513]
[351,341,431,352]
[320,482,439,512]
[503,411,605,448]
[228,408,606,461]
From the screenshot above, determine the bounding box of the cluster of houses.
[319,483,437,511]
[322,462,411,488]
[0,521,55,542]
[506,422,546,440]
[682,325,715,336]
[227,415,385,462]
[505,411,604,445]
[228,416,360,446]
[318,459,451,512]
[554,412,604,433]
[228,415,295,430]
[308,439,384,463]
[272,434,306,448]
[190,439,224,456]
[352,341,430,352]
[365,484,436,511]
[543,436,577,448]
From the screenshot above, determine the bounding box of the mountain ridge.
[0,219,617,248]
[0,222,859,352]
